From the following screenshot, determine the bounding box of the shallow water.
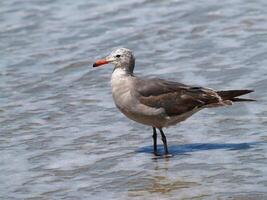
[1,0,267,199]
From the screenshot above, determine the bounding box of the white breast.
[111,68,133,110]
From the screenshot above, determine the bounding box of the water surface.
[1,0,267,199]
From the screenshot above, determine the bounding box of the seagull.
[93,48,254,156]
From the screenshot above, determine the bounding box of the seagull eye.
[115,55,121,58]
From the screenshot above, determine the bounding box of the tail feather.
[217,90,254,102]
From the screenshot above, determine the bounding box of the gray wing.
[135,78,221,116]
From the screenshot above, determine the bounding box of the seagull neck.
[111,68,133,89]
[112,67,133,76]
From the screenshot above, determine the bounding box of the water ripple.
[1,0,267,199]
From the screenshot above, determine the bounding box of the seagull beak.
[93,59,109,68]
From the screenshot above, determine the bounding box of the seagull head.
[93,48,135,73]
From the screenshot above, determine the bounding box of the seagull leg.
[152,127,158,155]
[159,128,169,155]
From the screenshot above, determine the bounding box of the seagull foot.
[152,153,173,160]
[163,153,173,158]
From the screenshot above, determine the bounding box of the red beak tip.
[92,59,108,68]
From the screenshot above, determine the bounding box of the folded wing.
[135,78,222,116]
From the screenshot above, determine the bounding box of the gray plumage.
[93,48,254,155]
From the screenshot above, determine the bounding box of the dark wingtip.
[217,89,255,100]
[93,63,97,68]
[231,97,256,102]
[235,89,254,94]
[245,89,254,93]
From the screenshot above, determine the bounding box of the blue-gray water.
[1,0,267,199]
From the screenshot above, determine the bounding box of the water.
[1,0,267,199]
